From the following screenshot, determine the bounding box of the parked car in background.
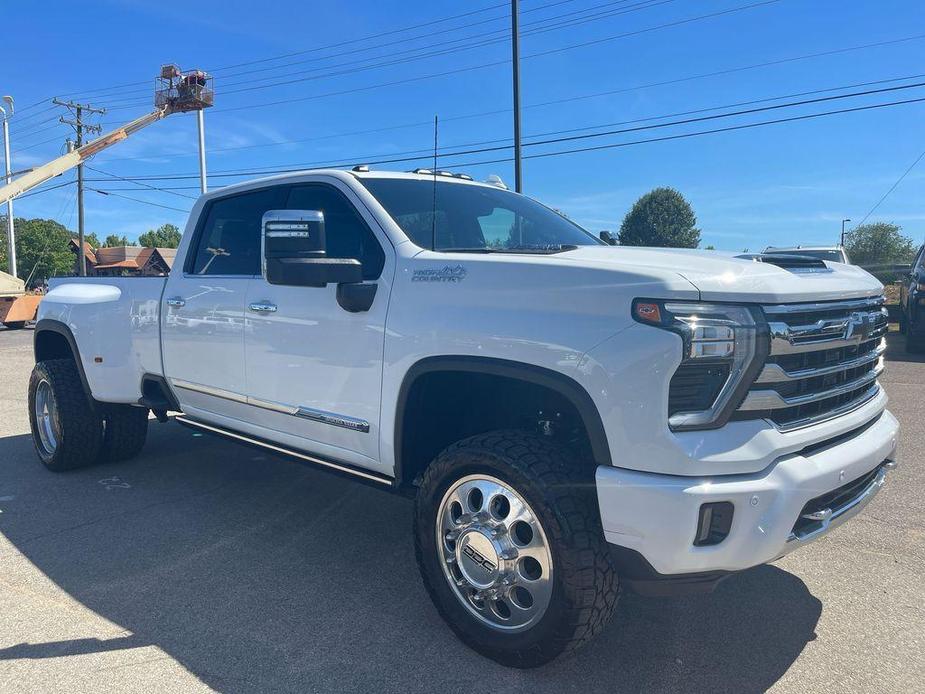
[899,242,925,353]
[763,245,851,264]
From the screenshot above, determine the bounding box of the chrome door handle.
[248,302,278,313]
[166,297,185,307]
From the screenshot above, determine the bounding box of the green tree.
[618,187,701,248]
[84,232,101,249]
[103,234,134,247]
[844,222,917,266]
[0,217,75,283]
[138,223,181,248]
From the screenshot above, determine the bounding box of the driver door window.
[188,186,287,276]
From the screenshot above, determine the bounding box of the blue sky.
[4,0,924,250]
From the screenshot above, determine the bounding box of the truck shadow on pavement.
[0,425,821,693]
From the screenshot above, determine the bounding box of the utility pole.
[511,0,523,193]
[197,109,207,194]
[1,96,14,277]
[841,218,851,247]
[54,99,104,276]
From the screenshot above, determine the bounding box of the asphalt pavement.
[0,325,922,693]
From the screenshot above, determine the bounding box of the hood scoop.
[736,253,831,273]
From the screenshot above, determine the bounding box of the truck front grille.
[733,296,888,430]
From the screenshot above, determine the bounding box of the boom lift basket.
[155,65,214,113]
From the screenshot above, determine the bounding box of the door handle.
[166,296,185,308]
[248,302,278,313]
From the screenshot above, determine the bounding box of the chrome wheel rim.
[34,379,59,456]
[436,474,553,632]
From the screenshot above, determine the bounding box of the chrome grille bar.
[768,309,888,355]
[739,362,883,411]
[762,296,884,315]
[755,339,886,383]
[734,295,887,431]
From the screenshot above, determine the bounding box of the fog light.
[694,502,734,546]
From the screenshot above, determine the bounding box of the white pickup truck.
[29,168,898,667]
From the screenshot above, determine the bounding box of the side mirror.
[599,231,617,246]
[262,209,362,287]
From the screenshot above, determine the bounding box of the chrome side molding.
[295,406,370,433]
[171,379,370,433]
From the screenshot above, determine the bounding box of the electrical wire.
[13,178,76,201]
[84,165,198,199]
[46,0,582,102]
[86,187,191,213]
[851,147,925,229]
[93,0,783,114]
[135,78,925,178]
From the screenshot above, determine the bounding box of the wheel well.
[33,321,95,404]
[34,329,74,363]
[396,362,609,490]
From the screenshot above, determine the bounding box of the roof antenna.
[431,114,438,252]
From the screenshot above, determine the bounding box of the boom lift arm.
[0,65,212,206]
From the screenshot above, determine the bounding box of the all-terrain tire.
[414,430,618,668]
[100,404,149,462]
[28,359,103,471]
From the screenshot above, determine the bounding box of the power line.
[93,66,925,166]
[47,0,580,103]
[207,0,784,102]
[85,93,925,183]
[85,82,925,180]
[209,0,674,94]
[84,165,198,199]
[13,178,76,201]
[86,188,192,213]
[96,0,784,115]
[851,147,925,229]
[444,96,925,169]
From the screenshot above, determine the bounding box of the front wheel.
[414,431,618,668]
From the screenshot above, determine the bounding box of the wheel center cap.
[456,529,500,589]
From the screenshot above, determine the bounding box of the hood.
[559,246,882,304]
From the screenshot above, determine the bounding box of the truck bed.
[40,277,167,403]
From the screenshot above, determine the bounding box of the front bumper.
[596,409,899,577]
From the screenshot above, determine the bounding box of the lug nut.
[500,548,518,560]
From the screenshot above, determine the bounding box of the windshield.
[360,178,601,253]
[766,249,846,262]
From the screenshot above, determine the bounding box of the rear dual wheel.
[29,359,148,471]
[414,431,619,668]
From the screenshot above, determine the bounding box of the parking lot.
[0,325,922,693]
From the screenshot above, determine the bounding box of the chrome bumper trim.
[787,460,896,544]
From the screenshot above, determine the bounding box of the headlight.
[633,299,765,430]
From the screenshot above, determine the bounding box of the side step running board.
[175,416,393,487]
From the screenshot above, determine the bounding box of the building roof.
[68,239,98,265]
[68,242,177,272]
